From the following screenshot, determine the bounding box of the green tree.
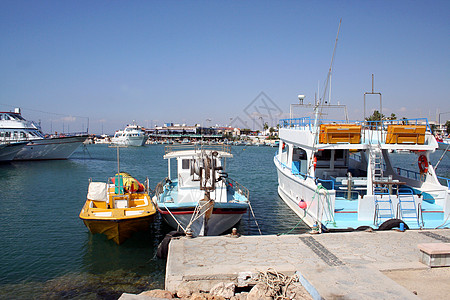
[365,110,384,121]
[388,113,397,120]
[445,120,450,134]
[263,122,269,131]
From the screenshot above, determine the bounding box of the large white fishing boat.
[110,122,148,146]
[274,90,450,231]
[0,108,88,160]
[153,145,249,236]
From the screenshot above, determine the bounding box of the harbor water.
[0,144,308,299]
[0,144,448,299]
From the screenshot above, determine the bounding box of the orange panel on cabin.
[385,125,426,144]
[319,124,362,144]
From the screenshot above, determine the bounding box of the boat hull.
[82,215,155,244]
[111,136,147,146]
[14,135,88,160]
[158,206,247,236]
[275,160,318,229]
[0,142,27,162]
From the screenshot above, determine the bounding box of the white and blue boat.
[154,145,249,236]
[274,94,450,232]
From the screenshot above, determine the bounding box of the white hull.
[111,135,147,146]
[0,142,27,162]
[275,158,319,228]
[160,211,244,236]
[14,135,88,160]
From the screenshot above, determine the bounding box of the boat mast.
[313,19,342,135]
[321,18,341,107]
[310,19,342,174]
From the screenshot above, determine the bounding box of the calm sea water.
[0,144,311,299]
[0,145,448,299]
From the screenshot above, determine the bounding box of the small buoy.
[299,199,307,209]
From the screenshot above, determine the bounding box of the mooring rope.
[248,200,262,235]
[257,268,298,300]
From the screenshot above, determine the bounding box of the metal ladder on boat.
[374,187,394,226]
[371,144,384,181]
[397,187,421,227]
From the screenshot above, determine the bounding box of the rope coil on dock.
[256,268,298,300]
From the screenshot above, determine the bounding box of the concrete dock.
[166,229,450,299]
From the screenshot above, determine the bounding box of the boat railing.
[165,144,231,155]
[279,117,313,130]
[396,167,425,182]
[226,177,249,201]
[437,176,450,190]
[279,117,432,145]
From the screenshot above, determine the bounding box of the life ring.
[313,156,317,170]
[418,155,428,173]
[282,142,285,150]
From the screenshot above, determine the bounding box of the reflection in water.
[81,216,167,277]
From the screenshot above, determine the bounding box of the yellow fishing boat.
[79,172,157,244]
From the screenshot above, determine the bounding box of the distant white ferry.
[0,108,88,160]
[111,122,148,146]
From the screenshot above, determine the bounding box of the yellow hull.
[81,215,155,244]
[79,190,157,244]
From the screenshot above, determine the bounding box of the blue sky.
[1,0,449,134]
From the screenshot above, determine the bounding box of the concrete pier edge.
[166,229,450,299]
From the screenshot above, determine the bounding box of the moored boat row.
[79,144,251,244]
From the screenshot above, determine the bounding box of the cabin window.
[293,148,307,161]
[182,159,190,170]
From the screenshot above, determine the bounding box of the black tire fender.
[355,226,373,231]
[377,219,409,231]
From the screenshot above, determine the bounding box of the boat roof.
[164,145,233,159]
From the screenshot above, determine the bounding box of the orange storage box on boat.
[319,124,362,144]
[385,125,426,144]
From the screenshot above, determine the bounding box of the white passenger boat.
[153,145,249,236]
[111,122,148,146]
[0,109,88,160]
[274,93,450,231]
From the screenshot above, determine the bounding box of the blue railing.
[279,117,432,134]
[279,117,313,130]
[437,176,450,189]
[365,118,432,132]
